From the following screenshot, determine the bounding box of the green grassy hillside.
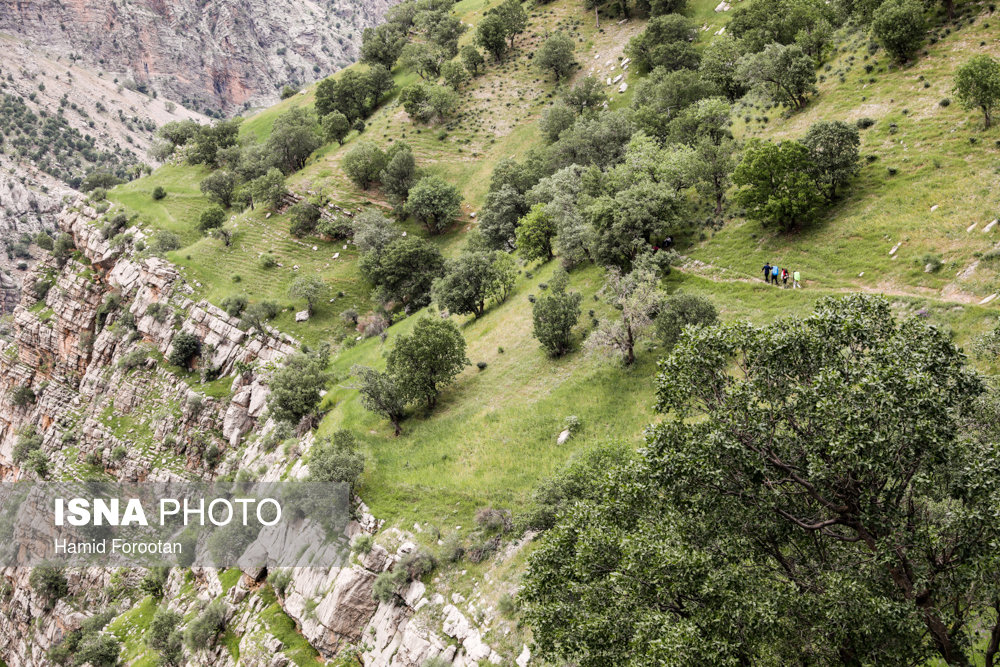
[103,0,1000,536]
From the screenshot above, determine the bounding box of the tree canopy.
[524,294,1000,667]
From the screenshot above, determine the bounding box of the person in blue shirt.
[771,264,780,285]
[762,262,772,282]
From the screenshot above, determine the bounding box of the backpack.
[772,266,779,276]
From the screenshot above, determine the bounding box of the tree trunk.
[984,106,992,129]
[624,323,635,365]
[985,603,1000,667]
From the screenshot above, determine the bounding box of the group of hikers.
[762,262,802,289]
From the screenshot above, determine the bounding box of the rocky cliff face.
[0,203,523,666]
[0,0,393,115]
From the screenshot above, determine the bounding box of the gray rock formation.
[0,0,394,114]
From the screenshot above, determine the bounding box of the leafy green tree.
[359,237,445,309]
[495,0,528,49]
[802,120,861,200]
[246,168,287,210]
[737,43,816,110]
[526,296,966,665]
[441,60,470,90]
[562,76,607,113]
[184,600,227,650]
[416,9,468,57]
[539,102,577,143]
[167,331,201,368]
[536,32,577,81]
[476,13,510,62]
[73,634,121,667]
[528,165,592,268]
[516,204,557,262]
[387,317,468,409]
[11,385,36,409]
[871,0,926,63]
[529,294,1000,666]
[406,176,462,234]
[401,42,446,80]
[479,184,527,250]
[322,111,351,145]
[309,430,364,493]
[380,143,418,207]
[549,110,637,172]
[342,141,388,189]
[354,209,401,255]
[187,119,241,167]
[585,262,664,365]
[289,201,321,237]
[266,108,322,174]
[239,301,281,333]
[361,24,407,69]
[699,35,748,102]
[433,251,500,318]
[198,205,227,234]
[732,138,823,230]
[585,179,685,271]
[288,275,327,314]
[727,0,836,52]
[149,606,184,666]
[954,54,1000,129]
[315,67,393,123]
[632,68,719,142]
[157,119,201,147]
[532,270,581,357]
[352,365,408,435]
[53,233,74,267]
[30,565,68,610]
[34,232,55,250]
[199,170,238,208]
[625,14,700,73]
[461,45,485,75]
[268,346,332,424]
[400,83,458,123]
[491,250,518,303]
[149,230,182,255]
[654,292,716,351]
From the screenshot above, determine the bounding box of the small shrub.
[221,295,248,318]
[351,534,375,555]
[372,569,408,603]
[184,599,227,649]
[11,385,36,408]
[921,253,943,272]
[268,568,293,596]
[152,186,167,200]
[856,117,876,129]
[475,507,513,533]
[939,98,951,107]
[29,565,68,610]
[167,331,200,368]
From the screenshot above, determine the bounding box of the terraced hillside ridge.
[1,0,999,662]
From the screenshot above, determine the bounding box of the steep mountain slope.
[1,0,999,663]
[0,0,394,115]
